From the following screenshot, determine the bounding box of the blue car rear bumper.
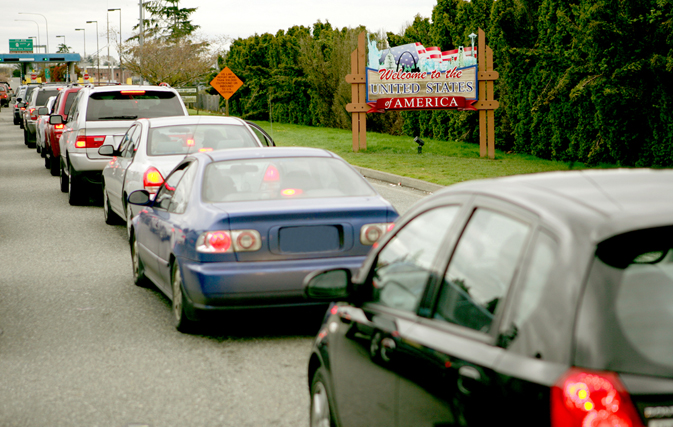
[178,255,366,311]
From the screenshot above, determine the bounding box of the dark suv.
[306,168,673,427]
[24,85,65,147]
[53,84,188,205]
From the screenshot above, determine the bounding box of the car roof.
[141,116,247,128]
[193,146,337,163]
[438,168,673,242]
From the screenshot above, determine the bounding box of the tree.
[124,0,216,86]
[56,44,70,53]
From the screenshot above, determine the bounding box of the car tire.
[13,117,19,125]
[172,262,197,333]
[44,149,50,169]
[50,153,60,176]
[68,163,84,205]
[37,143,42,155]
[23,129,29,146]
[59,159,68,192]
[103,184,122,225]
[130,233,149,287]
[310,367,336,427]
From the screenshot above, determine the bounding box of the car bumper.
[179,255,366,310]
[68,152,109,173]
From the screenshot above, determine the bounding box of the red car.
[0,85,8,107]
[45,86,82,176]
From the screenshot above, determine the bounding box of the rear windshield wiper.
[97,115,138,120]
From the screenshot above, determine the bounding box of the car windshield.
[202,157,376,203]
[86,90,184,121]
[147,124,259,156]
[593,226,673,376]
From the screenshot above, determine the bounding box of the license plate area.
[278,225,342,253]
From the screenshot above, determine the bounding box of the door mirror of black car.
[98,144,118,157]
[16,97,22,103]
[37,107,49,115]
[128,190,152,206]
[49,114,63,125]
[304,269,352,299]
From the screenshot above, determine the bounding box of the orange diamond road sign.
[210,67,243,100]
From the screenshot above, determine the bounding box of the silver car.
[98,116,275,231]
[53,84,189,205]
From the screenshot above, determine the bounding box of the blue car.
[128,147,399,332]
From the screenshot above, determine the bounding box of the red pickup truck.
[45,86,82,176]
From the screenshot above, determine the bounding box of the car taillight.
[75,131,106,149]
[143,167,164,193]
[196,230,261,253]
[55,124,65,130]
[263,165,280,181]
[551,368,644,427]
[30,108,37,120]
[360,223,395,245]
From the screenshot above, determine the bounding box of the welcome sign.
[366,39,478,113]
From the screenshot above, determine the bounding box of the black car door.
[393,197,537,426]
[327,204,465,427]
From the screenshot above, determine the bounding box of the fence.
[195,93,224,113]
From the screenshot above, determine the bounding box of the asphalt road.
[0,107,429,427]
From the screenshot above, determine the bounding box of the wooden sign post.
[345,32,368,152]
[346,28,499,158]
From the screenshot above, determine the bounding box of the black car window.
[498,231,560,359]
[154,164,189,210]
[86,90,184,121]
[434,208,530,333]
[370,206,461,313]
[587,226,673,376]
[168,162,198,214]
[36,89,61,106]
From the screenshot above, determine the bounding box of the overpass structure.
[0,53,82,83]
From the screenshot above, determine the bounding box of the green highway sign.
[9,39,33,53]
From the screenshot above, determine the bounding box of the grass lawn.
[188,109,601,186]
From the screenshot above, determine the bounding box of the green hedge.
[218,0,673,166]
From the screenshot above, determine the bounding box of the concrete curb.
[353,166,446,193]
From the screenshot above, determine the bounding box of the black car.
[305,168,673,427]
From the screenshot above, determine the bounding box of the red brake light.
[551,368,644,427]
[196,231,232,253]
[360,223,394,245]
[121,90,146,95]
[263,165,280,182]
[281,188,303,197]
[75,134,106,149]
[143,167,164,193]
[55,124,65,130]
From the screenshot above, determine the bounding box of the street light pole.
[106,12,110,83]
[108,9,122,84]
[86,21,99,83]
[75,28,86,58]
[19,12,48,53]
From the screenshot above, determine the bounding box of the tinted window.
[36,89,61,106]
[120,125,140,158]
[434,209,530,333]
[594,226,673,374]
[370,206,461,313]
[154,165,188,210]
[202,157,376,203]
[168,162,198,214]
[148,124,259,156]
[64,91,79,117]
[500,231,560,359]
[86,90,184,121]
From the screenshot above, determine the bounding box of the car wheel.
[172,262,197,333]
[37,143,42,155]
[68,163,83,205]
[103,185,122,225]
[23,129,29,146]
[310,367,336,427]
[50,153,60,176]
[44,149,50,169]
[130,233,149,287]
[13,117,19,125]
[59,159,68,192]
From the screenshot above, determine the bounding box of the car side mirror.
[128,190,153,206]
[49,115,63,125]
[98,145,118,156]
[37,107,49,115]
[16,97,22,103]
[304,269,352,300]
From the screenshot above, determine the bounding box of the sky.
[2,0,437,59]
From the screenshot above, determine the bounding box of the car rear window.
[590,226,673,376]
[202,157,376,203]
[36,89,62,106]
[148,124,259,156]
[86,90,184,121]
